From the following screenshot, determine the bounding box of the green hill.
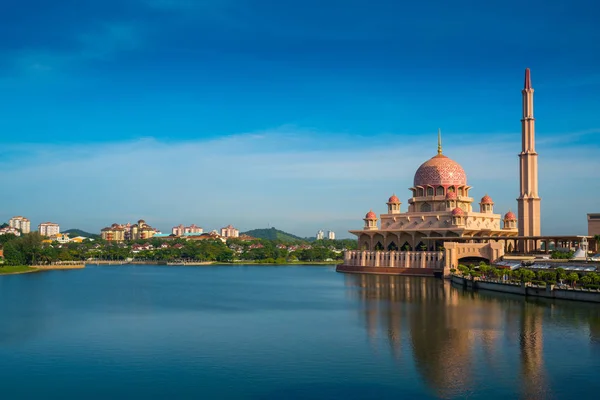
[63,229,101,239]
[241,227,305,242]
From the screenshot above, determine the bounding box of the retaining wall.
[451,275,600,303]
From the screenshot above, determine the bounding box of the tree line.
[0,233,357,266]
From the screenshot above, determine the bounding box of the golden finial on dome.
[437,128,442,155]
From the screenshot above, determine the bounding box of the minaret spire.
[518,67,541,252]
[524,67,531,89]
[437,128,442,155]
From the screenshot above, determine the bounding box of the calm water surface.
[1,265,599,399]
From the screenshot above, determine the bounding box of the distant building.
[48,233,71,243]
[589,214,600,252]
[0,226,21,236]
[316,230,325,240]
[39,222,60,237]
[101,219,158,242]
[101,224,126,242]
[9,216,31,233]
[588,214,600,237]
[220,225,239,238]
[328,231,336,240]
[172,224,203,236]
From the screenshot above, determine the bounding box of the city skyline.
[1,0,599,237]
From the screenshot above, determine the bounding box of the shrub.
[584,284,600,290]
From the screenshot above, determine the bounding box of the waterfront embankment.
[0,264,85,275]
[451,274,600,303]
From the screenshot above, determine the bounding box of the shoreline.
[0,264,86,276]
[87,261,341,266]
[1,262,341,276]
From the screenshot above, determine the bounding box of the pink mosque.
[338,68,549,277]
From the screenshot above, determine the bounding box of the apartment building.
[9,216,31,233]
[220,225,239,238]
[38,222,60,237]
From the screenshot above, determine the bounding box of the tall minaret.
[517,68,541,251]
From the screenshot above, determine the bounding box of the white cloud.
[0,127,598,237]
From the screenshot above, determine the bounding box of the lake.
[1,265,599,399]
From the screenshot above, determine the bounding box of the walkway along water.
[451,274,600,303]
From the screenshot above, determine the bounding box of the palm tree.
[594,234,600,253]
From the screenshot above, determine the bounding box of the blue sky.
[1,0,599,237]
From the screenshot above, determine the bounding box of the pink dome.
[480,194,493,204]
[365,210,377,220]
[451,207,464,216]
[387,194,400,203]
[414,154,467,187]
[445,191,457,200]
[504,211,517,220]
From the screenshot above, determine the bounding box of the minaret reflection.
[345,274,553,398]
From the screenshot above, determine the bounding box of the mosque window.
[458,187,464,196]
[421,203,432,212]
[427,187,434,196]
[417,188,424,197]
[436,186,444,196]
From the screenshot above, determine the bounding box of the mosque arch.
[426,187,434,196]
[374,242,384,251]
[415,241,427,251]
[458,256,490,266]
[387,241,398,251]
[401,241,412,251]
[458,187,464,196]
[358,235,371,250]
[417,187,424,197]
[436,186,444,196]
[420,202,432,212]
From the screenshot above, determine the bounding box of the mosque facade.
[338,69,540,276]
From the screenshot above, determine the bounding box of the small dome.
[504,211,517,220]
[480,194,494,204]
[451,207,464,216]
[365,210,377,220]
[445,191,457,200]
[387,194,400,203]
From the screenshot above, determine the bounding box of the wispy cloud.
[1,127,597,237]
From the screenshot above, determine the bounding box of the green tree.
[2,241,26,265]
[567,272,579,286]
[581,275,592,286]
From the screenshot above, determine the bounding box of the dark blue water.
[1,265,599,399]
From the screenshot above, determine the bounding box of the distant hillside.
[241,227,305,242]
[63,229,101,239]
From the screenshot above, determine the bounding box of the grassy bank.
[0,265,39,275]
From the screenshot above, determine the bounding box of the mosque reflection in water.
[344,274,600,399]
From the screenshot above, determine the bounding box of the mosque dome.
[413,154,467,187]
[387,194,400,204]
[504,211,517,220]
[451,207,465,216]
[365,210,377,220]
[480,194,494,204]
[445,191,457,200]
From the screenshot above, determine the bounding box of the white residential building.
[172,224,203,236]
[328,230,336,240]
[316,230,325,240]
[38,222,60,237]
[220,225,239,238]
[0,226,21,236]
[9,216,31,233]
